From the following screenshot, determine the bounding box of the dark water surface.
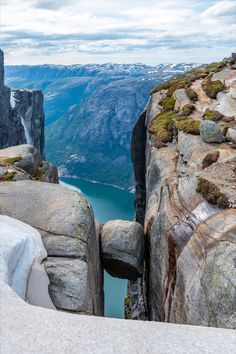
[60,178,135,318]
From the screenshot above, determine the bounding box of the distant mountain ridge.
[5,62,196,189]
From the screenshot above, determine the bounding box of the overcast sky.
[1,0,236,65]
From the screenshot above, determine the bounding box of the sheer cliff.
[128,54,236,328]
[0,50,45,156]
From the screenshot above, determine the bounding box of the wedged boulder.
[101,220,145,280]
[0,215,54,309]
[0,180,103,315]
[200,121,223,143]
[170,209,236,329]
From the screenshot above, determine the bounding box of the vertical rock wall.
[0,49,45,157]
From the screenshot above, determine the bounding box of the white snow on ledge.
[0,215,54,309]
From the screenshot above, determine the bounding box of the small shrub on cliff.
[148,111,176,143]
[161,95,176,111]
[205,61,225,73]
[175,117,200,135]
[202,78,225,99]
[185,87,198,101]
[202,109,223,121]
[181,103,195,116]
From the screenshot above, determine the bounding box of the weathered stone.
[44,257,92,313]
[173,88,190,111]
[202,150,220,169]
[200,120,223,143]
[170,209,236,329]
[0,180,103,315]
[226,128,236,144]
[101,220,145,280]
[36,161,59,183]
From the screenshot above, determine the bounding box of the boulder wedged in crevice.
[101,220,145,280]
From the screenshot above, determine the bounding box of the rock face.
[0,215,55,309]
[0,181,103,315]
[0,49,45,156]
[101,220,145,280]
[129,55,236,328]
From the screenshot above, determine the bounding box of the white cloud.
[1,0,235,64]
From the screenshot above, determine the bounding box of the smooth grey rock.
[0,180,103,315]
[173,88,190,110]
[44,257,92,313]
[101,220,145,280]
[200,120,223,143]
[226,128,236,143]
[1,282,235,354]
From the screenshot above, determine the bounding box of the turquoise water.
[61,177,135,318]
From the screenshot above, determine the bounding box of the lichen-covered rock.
[101,220,145,280]
[0,180,103,315]
[200,120,223,143]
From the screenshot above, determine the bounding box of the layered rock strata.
[129,55,236,328]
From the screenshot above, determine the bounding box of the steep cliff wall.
[130,54,236,328]
[0,49,44,156]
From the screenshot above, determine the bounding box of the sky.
[0,0,236,65]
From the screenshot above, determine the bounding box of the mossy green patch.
[148,111,176,143]
[202,109,223,121]
[202,78,225,99]
[205,61,225,72]
[0,156,22,165]
[185,87,198,101]
[196,177,228,208]
[175,117,200,134]
[181,103,195,116]
[161,95,176,111]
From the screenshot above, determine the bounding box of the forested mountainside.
[5,63,195,188]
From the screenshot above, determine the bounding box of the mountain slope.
[5,63,196,188]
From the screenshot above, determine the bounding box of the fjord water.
[61,177,135,318]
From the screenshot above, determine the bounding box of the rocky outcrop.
[0,144,58,183]
[101,220,145,280]
[129,54,236,328]
[0,49,45,156]
[0,215,55,309]
[0,180,103,315]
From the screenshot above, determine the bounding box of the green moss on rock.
[181,103,195,116]
[175,117,200,134]
[202,109,223,121]
[161,95,176,111]
[202,78,225,99]
[205,61,225,73]
[196,177,228,208]
[148,111,176,142]
[185,87,198,101]
[0,156,22,166]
